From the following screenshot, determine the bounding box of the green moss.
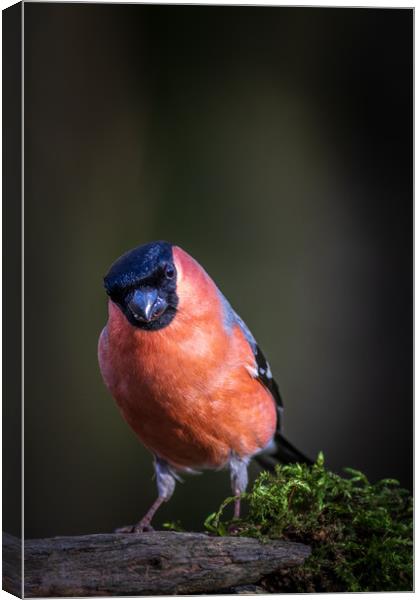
[162,520,185,532]
[204,453,413,592]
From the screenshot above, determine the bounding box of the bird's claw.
[114,524,134,533]
[115,522,155,533]
[227,521,242,535]
[133,522,154,533]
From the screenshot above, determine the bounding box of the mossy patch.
[204,453,413,592]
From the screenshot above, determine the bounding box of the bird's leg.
[130,496,164,533]
[229,454,250,520]
[116,456,177,533]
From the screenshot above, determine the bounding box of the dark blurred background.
[23,4,412,538]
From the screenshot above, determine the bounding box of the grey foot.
[115,522,155,533]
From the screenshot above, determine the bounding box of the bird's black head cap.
[104,241,178,331]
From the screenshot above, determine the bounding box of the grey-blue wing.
[218,290,313,466]
[217,290,283,433]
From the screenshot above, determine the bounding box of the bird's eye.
[165,264,175,279]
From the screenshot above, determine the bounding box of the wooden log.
[4,531,310,597]
[3,533,22,598]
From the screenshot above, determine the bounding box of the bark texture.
[3,531,310,597]
[3,533,22,598]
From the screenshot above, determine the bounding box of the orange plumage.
[98,241,297,531]
[99,246,277,470]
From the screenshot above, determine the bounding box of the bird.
[98,240,312,533]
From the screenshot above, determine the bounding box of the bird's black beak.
[128,288,168,323]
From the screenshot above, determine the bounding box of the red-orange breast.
[98,240,291,531]
[99,245,277,471]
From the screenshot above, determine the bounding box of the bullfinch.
[98,241,311,532]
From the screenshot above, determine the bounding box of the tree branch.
[4,531,310,597]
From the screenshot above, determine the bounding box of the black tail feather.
[256,433,313,470]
